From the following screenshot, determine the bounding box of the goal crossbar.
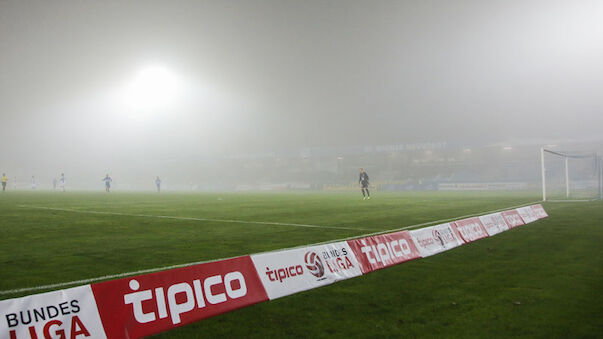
[541,148,602,202]
[543,149,596,159]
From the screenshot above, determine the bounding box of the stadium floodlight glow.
[503,146,513,151]
[122,65,181,111]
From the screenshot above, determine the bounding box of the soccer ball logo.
[432,229,445,247]
[304,251,325,278]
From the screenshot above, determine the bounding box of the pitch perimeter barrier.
[451,217,489,243]
[347,230,421,273]
[0,204,548,339]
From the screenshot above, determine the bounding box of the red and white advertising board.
[0,285,107,339]
[90,256,268,339]
[478,212,510,236]
[347,230,421,274]
[530,204,548,219]
[0,204,550,338]
[250,241,362,300]
[516,206,539,224]
[501,210,525,228]
[409,223,465,258]
[451,217,489,243]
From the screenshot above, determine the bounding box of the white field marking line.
[546,199,599,202]
[289,199,545,249]
[2,200,541,296]
[0,257,239,296]
[17,205,368,231]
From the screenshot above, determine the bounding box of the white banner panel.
[478,212,510,236]
[530,204,549,219]
[501,210,525,228]
[0,285,107,339]
[251,241,362,300]
[516,207,539,224]
[409,223,465,258]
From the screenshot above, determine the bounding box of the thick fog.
[1,0,602,190]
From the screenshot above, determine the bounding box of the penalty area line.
[17,205,367,231]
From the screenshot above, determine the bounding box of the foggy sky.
[1,0,602,186]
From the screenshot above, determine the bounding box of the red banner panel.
[91,256,268,339]
[451,217,489,243]
[347,230,421,274]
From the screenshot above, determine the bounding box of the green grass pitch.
[1,191,601,338]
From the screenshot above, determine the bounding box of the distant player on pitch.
[59,173,66,192]
[359,168,370,200]
[1,173,7,192]
[102,174,113,192]
[155,176,161,192]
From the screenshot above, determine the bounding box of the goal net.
[541,148,602,201]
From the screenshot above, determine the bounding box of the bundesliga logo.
[304,252,324,278]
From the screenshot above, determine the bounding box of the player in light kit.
[102,174,112,192]
[155,176,161,192]
[359,168,370,200]
[31,176,36,189]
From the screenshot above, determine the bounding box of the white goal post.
[541,148,602,202]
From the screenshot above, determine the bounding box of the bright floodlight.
[123,65,181,111]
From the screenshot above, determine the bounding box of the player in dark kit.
[359,168,370,200]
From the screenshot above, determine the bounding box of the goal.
[540,148,602,201]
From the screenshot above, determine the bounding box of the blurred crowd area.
[4,141,600,192]
[207,141,601,192]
